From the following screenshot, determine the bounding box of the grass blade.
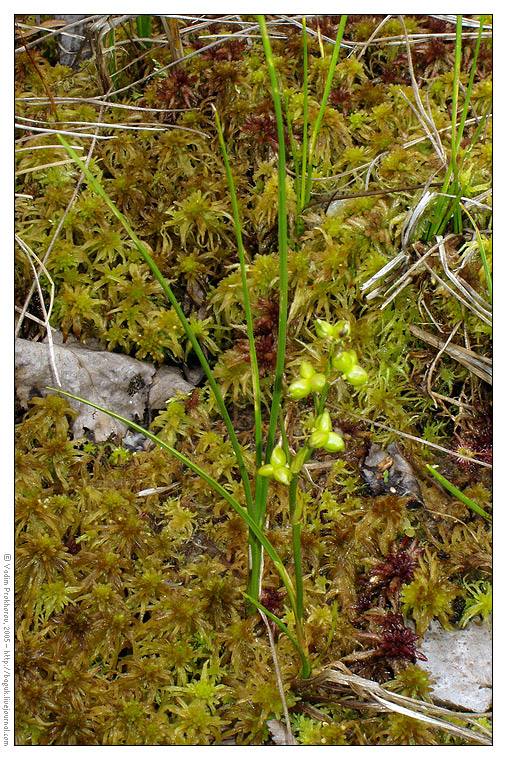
[426,464,491,520]
[243,592,311,677]
[47,387,297,590]
[304,15,347,207]
[56,133,256,520]
[213,106,263,468]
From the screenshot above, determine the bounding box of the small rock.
[418,620,492,712]
[149,366,195,410]
[122,430,150,452]
[359,442,424,507]
[15,338,155,441]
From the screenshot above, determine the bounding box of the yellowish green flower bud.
[258,463,274,478]
[315,409,332,433]
[290,448,307,474]
[288,378,311,399]
[309,431,330,449]
[273,467,292,485]
[270,446,287,467]
[308,373,326,392]
[345,364,368,386]
[314,319,335,339]
[322,431,345,452]
[332,350,356,374]
[335,320,351,339]
[300,360,315,379]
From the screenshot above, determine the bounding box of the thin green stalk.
[278,408,305,622]
[213,106,265,595]
[213,107,263,468]
[284,91,301,219]
[106,29,119,90]
[450,16,463,235]
[256,15,289,470]
[136,15,152,49]
[243,593,311,678]
[304,15,347,207]
[57,134,255,521]
[299,16,309,214]
[292,520,304,621]
[450,16,462,193]
[462,99,491,164]
[460,205,492,301]
[426,16,485,240]
[426,464,491,520]
[250,16,290,604]
[48,387,297,590]
[286,378,332,622]
[455,17,484,150]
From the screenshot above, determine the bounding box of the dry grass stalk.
[296,661,492,745]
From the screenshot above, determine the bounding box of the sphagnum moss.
[15,14,491,746]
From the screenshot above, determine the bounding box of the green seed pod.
[309,431,330,449]
[290,448,307,474]
[258,464,274,478]
[270,446,287,467]
[300,360,315,379]
[335,319,351,339]
[322,431,345,452]
[346,364,368,386]
[273,467,292,485]
[315,409,332,433]
[315,319,335,339]
[308,373,326,392]
[288,378,311,399]
[332,350,356,374]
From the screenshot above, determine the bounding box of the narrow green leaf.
[56,133,255,520]
[426,464,491,520]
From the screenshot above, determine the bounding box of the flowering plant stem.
[213,107,265,590]
[48,386,312,676]
[248,15,290,605]
[303,15,347,208]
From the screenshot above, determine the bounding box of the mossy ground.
[15,15,491,745]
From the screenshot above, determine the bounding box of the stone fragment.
[418,620,492,712]
[149,366,195,410]
[15,337,155,441]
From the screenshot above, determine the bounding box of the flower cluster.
[332,350,368,387]
[314,318,350,340]
[288,360,326,399]
[309,410,345,453]
[257,446,292,485]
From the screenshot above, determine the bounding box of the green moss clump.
[15,13,491,746]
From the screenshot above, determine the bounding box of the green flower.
[332,349,368,387]
[314,318,350,341]
[332,349,357,374]
[345,364,368,386]
[308,410,345,453]
[288,360,326,399]
[258,446,292,485]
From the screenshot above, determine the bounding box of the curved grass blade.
[304,15,347,207]
[47,387,297,592]
[56,133,255,520]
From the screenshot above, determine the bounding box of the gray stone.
[149,366,195,410]
[53,15,92,68]
[418,620,492,712]
[15,338,155,442]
